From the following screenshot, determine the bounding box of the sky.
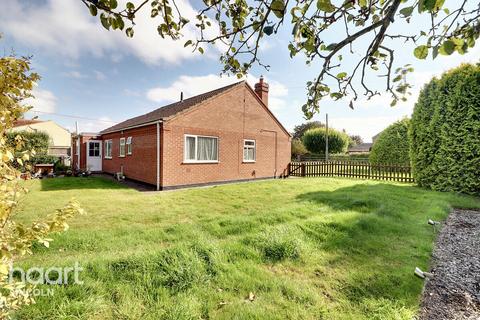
[1,0,479,142]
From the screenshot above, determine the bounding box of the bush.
[302,127,349,155]
[369,118,410,165]
[6,130,50,154]
[409,63,480,195]
[291,139,308,160]
[292,121,325,140]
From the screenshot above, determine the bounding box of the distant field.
[14,177,480,319]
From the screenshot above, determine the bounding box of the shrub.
[292,121,325,140]
[6,130,50,154]
[291,139,308,160]
[302,127,349,155]
[409,63,480,195]
[369,118,410,165]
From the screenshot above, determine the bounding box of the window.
[126,137,132,155]
[88,142,100,157]
[184,135,218,163]
[243,140,256,162]
[119,138,126,157]
[104,140,112,159]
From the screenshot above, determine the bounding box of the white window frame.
[126,136,132,155]
[243,139,256,162]
[184,134,219,163]
[104,140,112,159]
[119,137,126,157]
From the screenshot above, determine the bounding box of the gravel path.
[420,209,480,320]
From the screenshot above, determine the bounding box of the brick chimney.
[254,76,269,107]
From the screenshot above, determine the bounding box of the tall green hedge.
[302,127,349,154]
[369,118,410,165]
[409,63,480,195]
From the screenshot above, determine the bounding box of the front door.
[86,140,102,172]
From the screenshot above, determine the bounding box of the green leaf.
[413,45,429,59]
[89,4,97,16]
[184,40,193,47]
[125,27,134,38]
[271,0,286,18]
[263,26,274,36]
[439,40,455,55]
[110,0,118,9]
[317,0,335,13]
[100,14,110,30]
[336,72,347,79]
[399,6,414,17]
[126,2,135,10]
[198,47,204,54]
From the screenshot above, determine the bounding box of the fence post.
[287,163,291,177]
[301,163,306,177]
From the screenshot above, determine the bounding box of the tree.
[82,0,480,118]
[292,121,325,140]
[291,138,308,159]
[369,118,410,165]
[0,51,84,317]
[302,127,349,155]
[409,63,480,195]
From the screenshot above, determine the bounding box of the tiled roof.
[13,119,44,127]
[100,81,243,134]
[348,143,373,152]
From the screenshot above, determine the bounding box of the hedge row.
[409,63,480,195]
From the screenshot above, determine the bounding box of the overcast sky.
[1,0,479,141]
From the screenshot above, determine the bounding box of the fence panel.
[289,161,414,183]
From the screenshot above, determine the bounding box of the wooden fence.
[288,161,414,183]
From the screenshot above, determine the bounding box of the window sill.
[119,155,125,158]
[105,157,112,160]
[242,160,256,163]
[183,161,219,164]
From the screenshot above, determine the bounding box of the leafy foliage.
[6,131,55,171]
[83,0,480,118]
[302,127,349,155]
[291,138,308,160]
[6,131,50,155]
[292,121,325,140]
[0,50,83,317]
[409,63,480,195]
[369,118,410,165]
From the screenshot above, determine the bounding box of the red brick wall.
[161,84,291,188]
[101,124,158,185]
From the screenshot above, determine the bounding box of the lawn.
[14,177,480,319]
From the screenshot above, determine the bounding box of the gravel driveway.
[420,209,480,320]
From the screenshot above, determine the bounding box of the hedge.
[369,118,410,165]
[409,63,480,195]
[302,127,349,155]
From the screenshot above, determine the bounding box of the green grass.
[14,176,480,319]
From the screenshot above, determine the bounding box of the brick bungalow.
[72,78,291,190]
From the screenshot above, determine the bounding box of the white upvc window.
[104,140,112,159]
[184,134,219,163]
[119,137,126,157]
[126,136,132,155]
[243,139,256,162]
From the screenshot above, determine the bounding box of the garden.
[13,176,480,319]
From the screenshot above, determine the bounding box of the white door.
[86,140,102,171]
